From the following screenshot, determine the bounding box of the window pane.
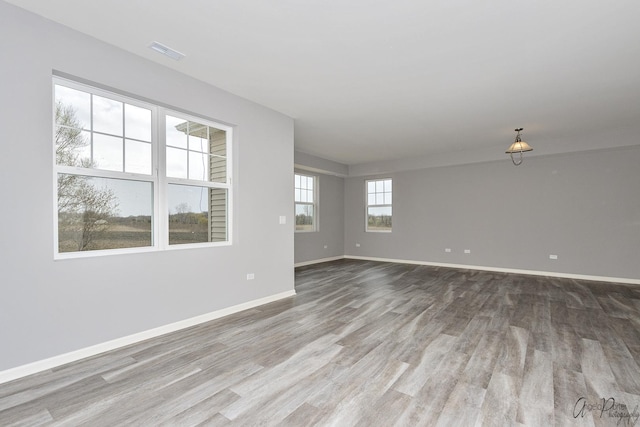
[125,104,151,141]
[368,194,376,205]
[384,179,392,192]
[125,140,151,175]
[93,95,123,136]
[210,155,227,183]
[167,115,227,184]
[58,175,152,252]
[55,85,90,129]
[307,190,313,202]
[368,181,375,193]
[295,204,314,231]
[93,134,123,172]
[188,121,209,153]
[188,151,209,181]
[376,193,384,205]
[295,188,301,202]
[209,188,228,242]
[55,127,91,167]
[376,180,384,193]
[210,128,227,158]
[308,177,314,190]
[168,184,227,245]
[367,206,392,231]
[166,115,188,149]
[295,174,301,188]
[166,147,187,179]
[383,192,392,204]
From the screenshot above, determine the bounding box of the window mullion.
[165,177,229,189]
[156,108,167,250]
[55,165,153,182]
[90,93,94,166]
[121,104,126,173]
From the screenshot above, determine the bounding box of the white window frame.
[161,110,232,250]
[294,173,317,232]
[52,77,233,259]
[365,178,392,233]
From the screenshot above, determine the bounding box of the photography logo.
[573,397,639,426]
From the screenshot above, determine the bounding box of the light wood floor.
[2,260,640,426]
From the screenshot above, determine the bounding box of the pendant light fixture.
[506,128,533,166]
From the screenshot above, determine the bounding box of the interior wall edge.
[343,256,640,285]
[294,256,346,268]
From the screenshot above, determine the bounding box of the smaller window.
[295,173,317,232]
[366,178,392,232]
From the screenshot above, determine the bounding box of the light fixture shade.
[505,140,533,153]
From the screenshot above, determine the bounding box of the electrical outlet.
[445,248,452,253]
[246,273,255,280]
[279,215,286,225]
[464,249,471,254]
[356,243,361,247]
[323,245,328,249]
[549,254,558,260]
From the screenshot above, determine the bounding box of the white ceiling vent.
[148,41,185,61]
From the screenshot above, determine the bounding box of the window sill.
[54,241,232,260]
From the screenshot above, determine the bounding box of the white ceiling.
[8,0,640,166]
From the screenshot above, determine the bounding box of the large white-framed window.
[366,178,392,232]
[53,77,232,258]
[294,173,317,232]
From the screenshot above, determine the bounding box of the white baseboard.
[344,256,640,285]
[294,256,345,268]
[3,255,636,385]
[0,290,296,385]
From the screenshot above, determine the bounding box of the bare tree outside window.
[56,101,120,251]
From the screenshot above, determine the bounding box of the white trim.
[344,256,640,285]
[295,255,345,268]
[294,163,348,178]
[0,290,296,385]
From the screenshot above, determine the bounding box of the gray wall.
[295,151,348,177]
[294,171,345,264]
[0,2,294,371]
[345,146,640,280]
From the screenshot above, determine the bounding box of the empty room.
[1,1,639,425]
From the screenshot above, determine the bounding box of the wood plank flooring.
[1,259,640,426]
